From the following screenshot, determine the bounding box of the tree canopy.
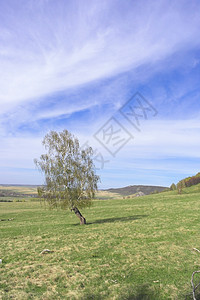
[34,130,100,224]
[170,183,176,191]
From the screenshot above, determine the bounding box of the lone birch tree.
[34,130,99,225]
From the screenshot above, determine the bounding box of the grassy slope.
[1,187,200,299]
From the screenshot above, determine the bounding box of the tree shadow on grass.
[90,214,148,225]
[120,284,160,300]
[82,284,159,300]
[72,214,148,226]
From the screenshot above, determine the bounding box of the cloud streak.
[1,118,199,186]
[0,0,200,114]
[1,0,200,186]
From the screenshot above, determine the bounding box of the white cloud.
[1,119,199,169]
[1,0,200,185]
[0,0,200,115]
[0,137,43,169]
[78,119,200,159]
[0,118,199,185]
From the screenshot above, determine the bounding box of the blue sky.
[0,0,200,188]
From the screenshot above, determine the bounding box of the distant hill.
[0,184,168,199]
[104,185,168,196]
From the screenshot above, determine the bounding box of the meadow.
[1,187,200,299]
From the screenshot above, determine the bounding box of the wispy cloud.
[1,119,199,186]
[1,0,200,186]
[0,0,200,114]
[79,119,200,159]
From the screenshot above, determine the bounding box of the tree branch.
[193,248,200,253]
[191,270,200,300]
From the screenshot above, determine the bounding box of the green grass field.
[1,187,200,299]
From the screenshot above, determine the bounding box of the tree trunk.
[72,207,86,225]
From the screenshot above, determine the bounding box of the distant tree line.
[0,190,37,198]
[170,172,200,194]
[183,172,200,187]
[0,191,22,197]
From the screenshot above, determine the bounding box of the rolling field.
[96,190,122,200]
[0,186,121,200]
[0,185,38,195]
[1,188,200,299]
